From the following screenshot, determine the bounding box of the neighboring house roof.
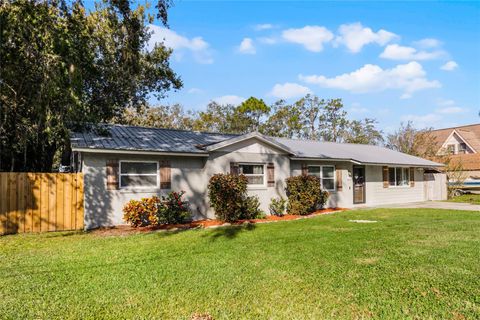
[431,123,480,153]
[429,123,480,170]
[71,124,442,167]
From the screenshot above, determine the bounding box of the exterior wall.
[82,139,290,229]
[362,166,425,206]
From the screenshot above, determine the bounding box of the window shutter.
[230,162,239,175]
[409,167,415,187]
[336,169,343,191]
[106,160,119,190]
[267,163,275,187]
[160,161,171,189]
[301,164,308,176]
[382,166,389,188]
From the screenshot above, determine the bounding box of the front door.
[353,166,366,204]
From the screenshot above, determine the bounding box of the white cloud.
[147,24,213,64]
[257,37,277,45]
[380,44,444,60]
[212,95,245,105]
[413,38,442,48]
[440,60,458,71]
[282,26,334,52]
[188,88,203,94]
[269,82,312,99]
[299,61,441,99]
[254,23,274,31]
[334,22,398,53]
[238,38,256,54]
[436,98,466,114]
[401,113,442,128]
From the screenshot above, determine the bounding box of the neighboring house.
[430,123,480,184]
[70,124,444,229]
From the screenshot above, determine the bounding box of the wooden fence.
[0,173,84,235]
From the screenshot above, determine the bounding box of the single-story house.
[70,124,445,229]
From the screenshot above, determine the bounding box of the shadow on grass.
[202,223,256,241]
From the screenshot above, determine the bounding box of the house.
[70,124,444,229]
[429,123,480,188]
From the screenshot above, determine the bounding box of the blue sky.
[104,1,480,131]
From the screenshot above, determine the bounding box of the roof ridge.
[274,136,382,147]
[430,123,480,132]
[101,123,240,136]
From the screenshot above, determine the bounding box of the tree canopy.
[0,0,181,171]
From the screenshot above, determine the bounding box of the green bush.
[269,197,287,216]
[122,191,192,227]
[285,175,329,215]
[208,173,265,222]
[241,195,266,219]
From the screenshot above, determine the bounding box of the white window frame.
[388,167,410,188]
[119,160,159,190]
[307,165,336,192]
[239,163,266,188]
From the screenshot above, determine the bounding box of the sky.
[98,1,480,132]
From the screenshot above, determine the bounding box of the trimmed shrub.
[157,191,192,225]
[269,197,287,216]
[285,175,329,215]
[123,191,192,227]
[123,196,161,227]
[241,195,266,220]
[208,173,266,221]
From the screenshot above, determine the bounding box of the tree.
[0,0,181,171]
[295,94,325,140]
[260,100,303,138]
[385,121,436,157]
[343,118,384,145]
[232,97,270,133]
[116,104,193,130]
[318,99,349,143]
[191,102,235,133]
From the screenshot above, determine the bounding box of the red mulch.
[90,208,346,237]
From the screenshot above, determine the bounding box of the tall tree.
[232,97,270,133]
[117,104,193,130]
[342,118,384,145]
[260,100,303,138]
[385,121,436,157]
[191,102,235,133]
[318,99,348,143]
[0,0,181,171]
[295,94,325,140]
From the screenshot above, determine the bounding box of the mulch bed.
[90,208,346,237]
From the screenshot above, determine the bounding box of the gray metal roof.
[70,124,236,154]
[71,125,442,167]
[274,137,442,167]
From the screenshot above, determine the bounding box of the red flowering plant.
[122,191,192,227]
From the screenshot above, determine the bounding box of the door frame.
[353,165,366,204]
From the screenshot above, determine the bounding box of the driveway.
[370,201,480,212]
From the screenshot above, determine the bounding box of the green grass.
[1,209,479,319]
[448,193,480,204]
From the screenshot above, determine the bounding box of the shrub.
[123,196,161,227]
[269,197,287,216]
[122,192,192,227]
[157,191,192,224]
[285,175,329,215]
[241,195,266,219]
[208,173,266,221]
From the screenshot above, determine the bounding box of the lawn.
[448,193,480,204]
[0,209,479,319]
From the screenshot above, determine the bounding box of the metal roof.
[274,137,442,167]
[71,125,442,167]
[70,124,236,154]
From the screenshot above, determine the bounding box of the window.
[459,143,467,154]
[239,164,265,186]
[119,161,159,189]
[308,165,335,191]
[388,167,410,187]
[446,144,455,155]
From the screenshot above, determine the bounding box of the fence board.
[0,173,84,235]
